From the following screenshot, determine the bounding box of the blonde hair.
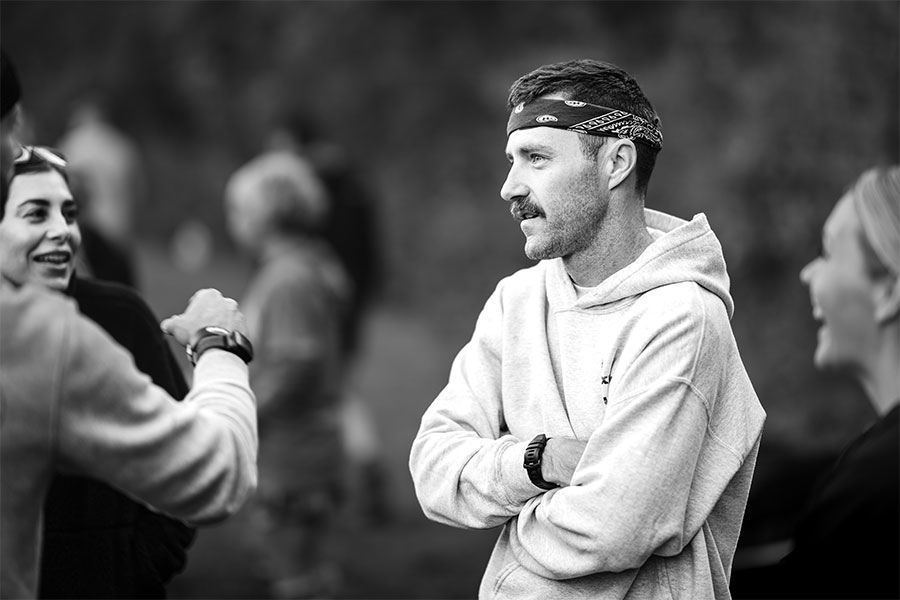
[225,151,328,234]
[851,165,900,278]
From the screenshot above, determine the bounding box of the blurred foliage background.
[2,1,898,597]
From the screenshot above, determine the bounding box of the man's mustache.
[510,199,543,220]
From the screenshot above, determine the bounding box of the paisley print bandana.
[507,97,663,150]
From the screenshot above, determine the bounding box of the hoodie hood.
[551,209,734,318]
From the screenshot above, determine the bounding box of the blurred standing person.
[266,111,381,351]
[410,59,765,599]
[225,151,350,599]
[1,48,23,192]
[58,97,142,286]
[1,145,196,598]
[267,112,390,524]
[735,166,899,599]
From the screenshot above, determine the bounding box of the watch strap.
[523,433,558,490]
[187,327,254,366]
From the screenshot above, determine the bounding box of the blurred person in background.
[266,111,391,524]
[57,96,143,287]
[1,47,23,193]
[410,59,765,599]
[1,144,197,598]
[266,111,381,360]
[733,166,899,599]
[224,151,350,599]
[68,168,138,287]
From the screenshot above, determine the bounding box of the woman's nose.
[799,259,816,285]
[45,214,71,241]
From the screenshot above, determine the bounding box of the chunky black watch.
[523,433,559,490]
[186,326,254,366]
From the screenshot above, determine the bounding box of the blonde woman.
[739,166,899,599]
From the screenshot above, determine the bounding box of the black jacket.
[38,277,196,599]
[734,404,899,599]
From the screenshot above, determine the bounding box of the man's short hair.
[508,59,660,195]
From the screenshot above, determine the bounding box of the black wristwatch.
[523,433,559,490]
[186,326,254,366]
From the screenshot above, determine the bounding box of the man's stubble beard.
[524,167,607,262]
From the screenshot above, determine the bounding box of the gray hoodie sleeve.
[410,283,542,528]
[55,299,258,526]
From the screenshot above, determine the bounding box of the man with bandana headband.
[410,59,765,599]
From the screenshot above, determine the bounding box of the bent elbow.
[590,527,679,573]
[185,465,257,526]
[411,473,508,531]
[541,529,658,578]
[182,432,258,526]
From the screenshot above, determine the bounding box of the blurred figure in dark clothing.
[733,166,900,599]
[225,150,349,599]
[266,112,381,355]
[69,168,137,288]
[58,98,142,289]
[267,111,392,525]
[58,99,145,249]
[1,48,23,198]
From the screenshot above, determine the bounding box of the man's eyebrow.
[506,143,555,159]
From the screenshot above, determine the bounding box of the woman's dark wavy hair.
[508,59,661,196]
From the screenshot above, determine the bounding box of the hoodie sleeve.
[54,303,258,526]
[409,283,542,529]
[508,287,751,578]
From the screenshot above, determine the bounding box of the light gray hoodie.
[410,209,766,599]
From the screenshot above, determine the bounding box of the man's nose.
[500,166,528,203]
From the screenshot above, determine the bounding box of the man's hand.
[541,437,588,487]
[160,288,248,347]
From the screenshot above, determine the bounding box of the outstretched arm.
[58,289,258,526]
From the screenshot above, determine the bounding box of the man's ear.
[604,138,637,191]
[873,276,900,324]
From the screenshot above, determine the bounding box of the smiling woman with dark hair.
[0,146,197,599]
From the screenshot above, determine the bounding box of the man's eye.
[530,154,546,164]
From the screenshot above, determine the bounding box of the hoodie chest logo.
[601,373,612,405]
